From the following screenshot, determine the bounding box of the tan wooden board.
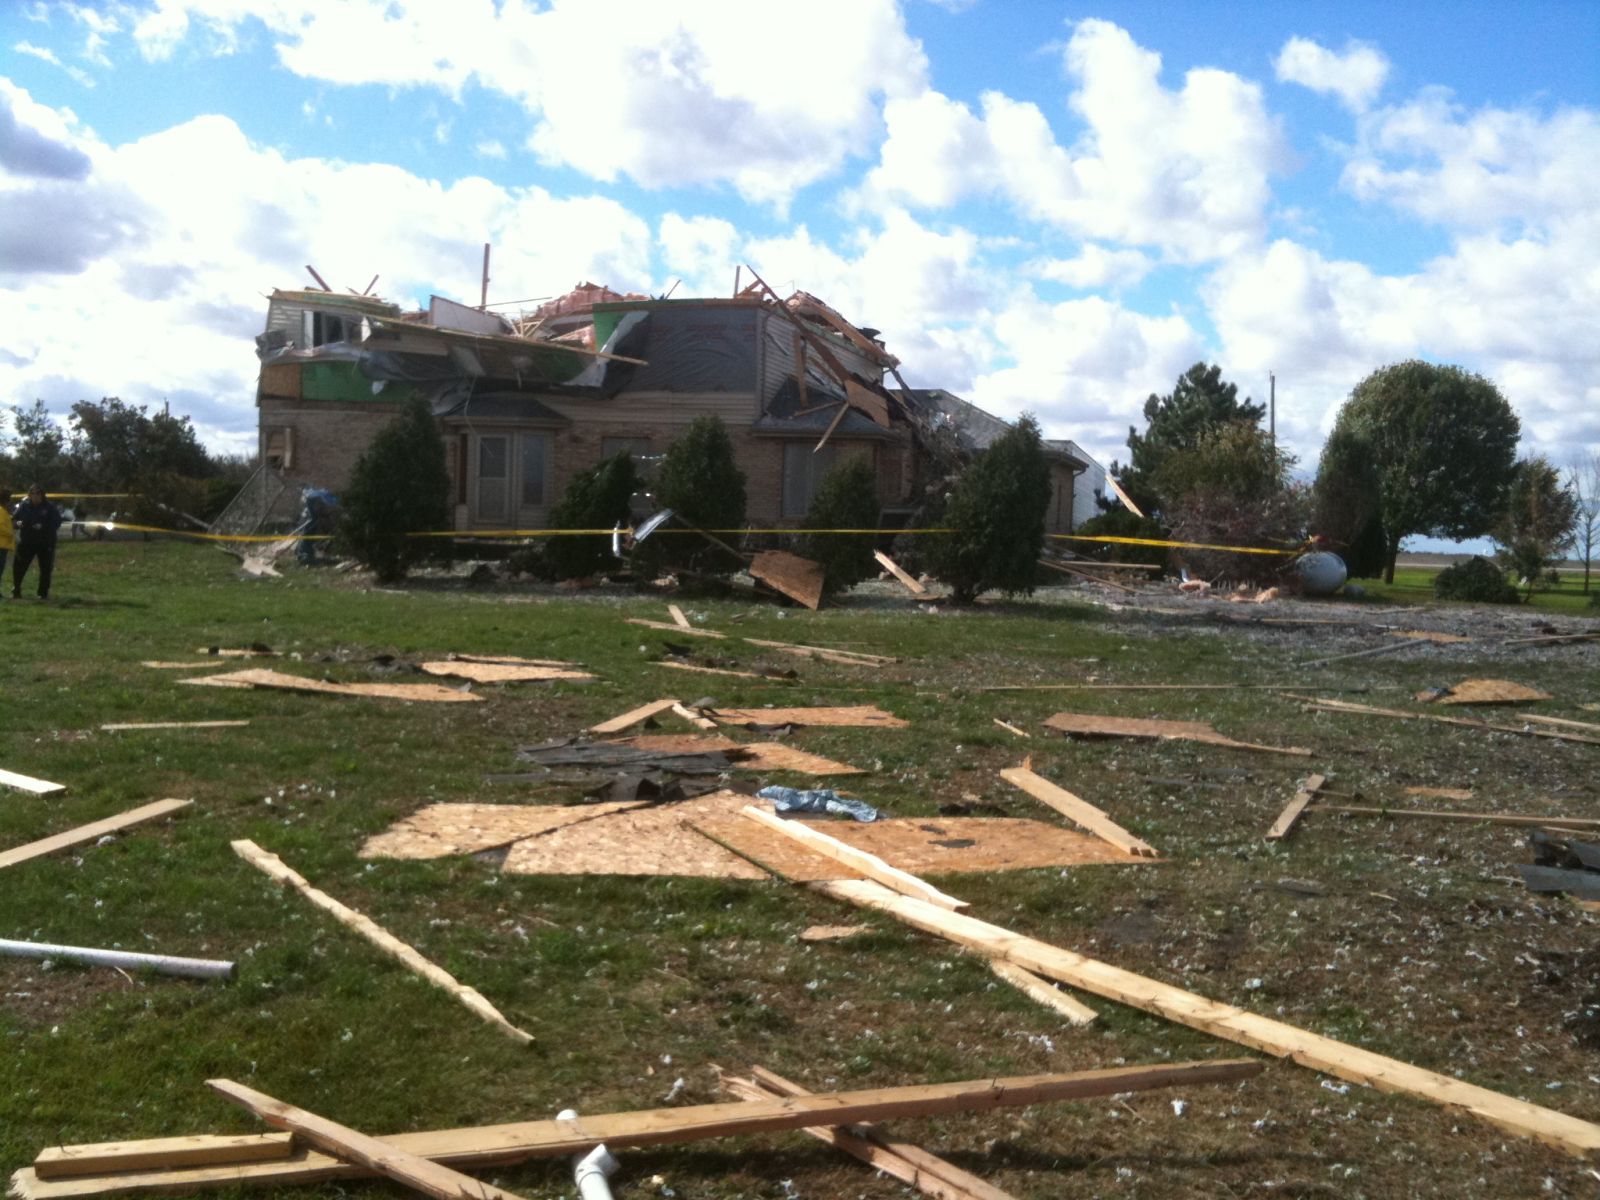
[35,1135,294,1180]
[178,668,483,703]
[448,653,577,667]
[819,879,1600,1161]
[999,763,1157,857]
[1425,678,1552,705]
[1043,711,1311,757]
[588,698,681,734]
[713,704,909,729]
[694,813,1146,882]
[194,648,276,658]
[501,792,769,879]
[418,661,593,684]
[607,735,861,774]
[10,1061,1261,1199]
[799,924,870,942]
[749,550,826,610]
[625,618,726,638]
[0,767,67,796]
[359,803,632,861]
[657,660,763,679]
[988,959,1097,1027]
[742,637,895,665]
[142,661,233,670]
[1387,630,1474,644]
[1264,774,1327,841]
[176,677,254,690]
[667,604,691,629]
[100,721,249,732]
[1403,786,1474,801]
[873,550,927,596]
[0,800,190,871]
[1517,712,1600,734]
[1292,695,1600,745]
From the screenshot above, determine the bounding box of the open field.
[3,542,1598,1199]
[1367,565,1597,616]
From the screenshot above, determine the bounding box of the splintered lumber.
[1297,641,1412,668]
[1502,630,1600,647]
[1042,711,1311,757]
[799,924,869,942]
[1293,696,1600,746]
[749,551,826,610]
[101,721,250,732]
[12,1062,1264,1199]
[33,1135,294,1180]
[992,719,1029,739]
[724,1067,1018,1200]
[0,800,190,872]
[230,840,531,1044]
[180,669,483,704]
[667,603,692,629]
[1423,679,1552,706]
[588,698,681,735]
[0,767,66,796]
[207,1080,529,1200]
[671,702,720,730]
[626,618,725,638]
[816,879,1600,1160]
[740,805,967,911]
[1317,805,1600,831]
[1265,774,1327,841]
[714,704,908,729]
[418,661,593,684]
[988,959,1096,1027]
[742,637,895,666]
[999,762,1157,857]
[874,550,928,596]
[0,939,233,981]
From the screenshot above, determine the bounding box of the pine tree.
[928,415,1052,603]
[647,416,747,575]
[543,452,642,579]
[802,457,880,594]
[336,397,450,582]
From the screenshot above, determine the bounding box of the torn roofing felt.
[895,387,1088,468]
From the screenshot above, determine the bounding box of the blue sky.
[3,0,1597,547]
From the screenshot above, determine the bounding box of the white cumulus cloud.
[1274,36,1389,112]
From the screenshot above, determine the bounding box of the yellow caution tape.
[1048,533,1301,557]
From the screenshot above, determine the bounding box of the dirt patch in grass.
[0,959,144,1028]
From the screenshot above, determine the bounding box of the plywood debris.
[1043,711,1311,757]
[446,653,576,667]
[799,924,870,942]
[358,804,621,860]
[713,704,909,729]
[749,550,826,610]
[418,661,593,684]
[1404,786,1474,801]
[1387,630,1474,644]
[0,800,190,871]
[1420,678,1552,706]
[0,767,67,796]
[179,668,482,703]
[502,792,770,879]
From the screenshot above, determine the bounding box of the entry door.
[477,435,510,522]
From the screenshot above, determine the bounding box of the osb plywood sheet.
[450,653,577,667]
[359,802,638,860]
[694,814,1144,882]
[612,734,743,753]
[177,668,483,703]
[609,735,862,775]
[420,661,594,684]
[1432,678,1553,706]
[1044,712,1217,740]
[748,551,825,611]
[713,705,908,729]
[1404,786,1475,801]
[501,791,768,879]
[1388,630,1474,644]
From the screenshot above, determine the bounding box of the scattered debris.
[992,718,1030,738]
[419,661,594,684]
[231,839,532,1044]
[0,939,234,982]
[1418,679,1553,706]
[748,550,826,610]
[667,604,692,629]
[197,646,276,658]
[1292,695,1600,745]
[657,661,765,680]
[589,699,681,735]
[1,799,190,872]
[1042,711,1312,757]
[711,705,908,729]
[758,786,879,821]
[180,669,483,703]
[1404,786,1474,801]
[1518,712,1600,735]
[1388,630,1474,644]
[988,959,1097,1027]
[999,761,1158,857]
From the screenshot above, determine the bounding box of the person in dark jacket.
[12,485,63,600]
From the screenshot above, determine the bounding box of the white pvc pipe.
[557,1111,619,1200]
[0,939,235,981]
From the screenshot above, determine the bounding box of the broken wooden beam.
[724,1066,1018,1200]
[0,800,191,872]
[713,704,907,729]
[667,603,691,629]
[1036,558,1136,595]
[991,719,1029,739]
[587,698,681,735]
[12,1061,1264,1198]
[987,959,1096,1027]
[0,766,66,796]
[180,669,483,704]
[230,840,532,1044]
[1265,774,1327,841]
[874,550,927,596]
[815,879,1600,1160]
[998,762,1157,857]
[741,638,894,665]
[740,805,967,910]
[207,1080,529,1200]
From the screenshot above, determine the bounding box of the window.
[477,435,509,521]
[301,310,352,347]
[781,442,839,518]
[600,436,650,461]
[520,434,549,507]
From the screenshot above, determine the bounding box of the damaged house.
[249,279,1093,535]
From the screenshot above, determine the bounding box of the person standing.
[0,490,13,593]
[12,485,63,600]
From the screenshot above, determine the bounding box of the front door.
[477,435,510,522]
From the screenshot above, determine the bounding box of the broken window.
[478,435,509,521]
[781,442,839,518]
[300,309,354,347]
[520,434,549,508]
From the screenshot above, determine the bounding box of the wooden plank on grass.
[230,840,532,1044]
[667,604,691,629]
[419,661,593,684]
[749,550,826,611]
[1424,679,1552,706]
[742,637,894,665]
[35,1135,294,1180]
[179,669,483,704]
[12,1061,1264,1198]
[1517,713,1600,735]
[740,805,967,910]
[1043,711,1311,757]
[1318,804,1600,831]
[1292,696,1600,746]
[874,550,927,596]
[657,660,764,680]
[992,719,1029,739]
[724,1067,1018,1200]
[988,959,1096,1026]
[588,698,681,735]
[0,767,66,796]
[1265,774,1327,841]
[999,763,1156,857]
[101,721,250,732]
[0,800,190,872]
[714,704,908,729]
[815,879,1600,1161]
[207,1080,528,1200]
[625,618,726,638]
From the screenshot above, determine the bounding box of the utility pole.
[1269,372,1276,447]
[479,243,491,310]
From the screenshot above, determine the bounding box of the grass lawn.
[1357,565,1600,615]
[2,541,1598,1198]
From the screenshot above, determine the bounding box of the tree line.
[1,398,254,524]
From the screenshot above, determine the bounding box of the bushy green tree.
[1311,426,1389,578]
[541,452,642,580]
[4,400,67,486]
[928,414,1052,604]
[1327,361,1520,583]
[647,416,747,575]
[1110,363,1265,519]
[1494,456,1577,592]
[69,397,209,490]
[1434,556,1520,604]
[336,396,450,582]
[802,456,880,594]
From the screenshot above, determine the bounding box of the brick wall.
[258,397,403,503]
